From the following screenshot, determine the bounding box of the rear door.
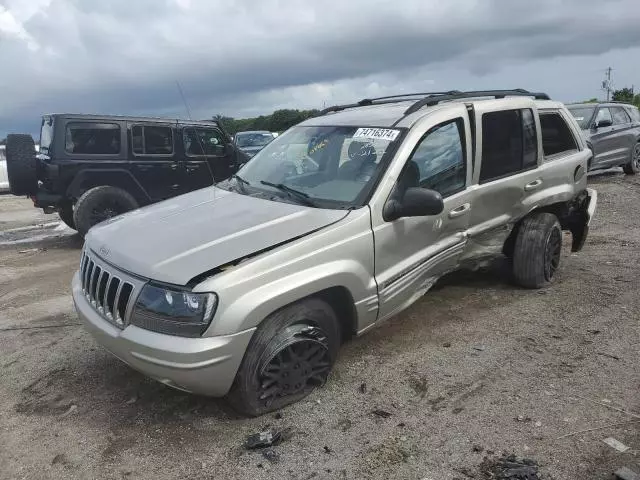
[130,124,183,201]
[467,100,542,241]
[610,106,635,163]
[181,126,230,190]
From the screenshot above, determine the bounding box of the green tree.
[612,87,634,103]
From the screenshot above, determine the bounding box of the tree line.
[213,108,320,135]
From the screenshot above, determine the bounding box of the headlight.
[131,283,218,337]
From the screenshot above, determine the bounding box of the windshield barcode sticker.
[353,128,400,141]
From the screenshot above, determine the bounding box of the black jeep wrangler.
[5,114,248,236]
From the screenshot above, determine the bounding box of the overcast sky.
[1,0,639,137]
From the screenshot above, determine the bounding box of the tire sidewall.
[513,213,562,289]
[229,298,340,416]
[73,186,138,236]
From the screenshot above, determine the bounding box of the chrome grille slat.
[80,249,138,329]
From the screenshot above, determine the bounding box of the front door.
[129,124,183,201]
[372,107,473,322]
[590,107,619,167]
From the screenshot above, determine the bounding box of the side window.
[408,119,466,198]
[611,107,631,125]
[183,128,224,156]
[628,107,640,123]
[65,123,121,155]
[131,125,173,155]
[595,108,612,125]
[479,109,537,184]
[539,112,578,157]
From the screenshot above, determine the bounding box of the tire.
[227,298,341,417]
[5,134,37,196]
[512,213,562,289]
[622,142,640,175]
[58,203,76,230]
[73,186,138,237]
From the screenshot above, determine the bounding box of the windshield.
[236,132,274,148]
[567,106,595,129]
[39,116,54,154]
[225,125,403,208]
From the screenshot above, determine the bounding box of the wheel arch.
[66,169,150,205]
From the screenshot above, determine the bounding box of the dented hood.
[86,187,348,285]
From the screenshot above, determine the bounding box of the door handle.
[448,203,471,219]
[186,165,199,172]
[524,179,543,191]
[170,163,178,171]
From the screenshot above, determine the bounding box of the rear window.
[40,116,54,154]
[540,112,578,158]
[65,122,121,155]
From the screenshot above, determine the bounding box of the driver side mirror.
[383,187,444,222]
[594,119,612,129]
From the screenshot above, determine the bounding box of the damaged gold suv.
[73,90,597,416]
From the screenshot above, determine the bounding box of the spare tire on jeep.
[5,134,37,196]
[73,186,139,237]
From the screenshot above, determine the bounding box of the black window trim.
[130,123,175,158]
[539,110,580,161]
[405,117,468,199]
[64,121,123,156]
[182,126,225,158]
[478,108,538,185]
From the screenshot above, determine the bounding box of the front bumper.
[72,272,255,396]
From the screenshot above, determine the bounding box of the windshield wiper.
[259,180,317,207]
[232,174,250,192]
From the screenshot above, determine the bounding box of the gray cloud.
[1,0,639,137]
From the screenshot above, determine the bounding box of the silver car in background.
[567,102,640,174]
[0,146,8,193]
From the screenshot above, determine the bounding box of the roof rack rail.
[319,91,461,116]
[403,89,551,116]
[318,89,551,117]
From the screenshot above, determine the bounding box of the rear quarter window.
[65,122,121,155]
[539,112,578,158]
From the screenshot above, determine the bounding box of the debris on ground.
[60,405,77,418]
[273,412,282,420]
[473,445,484,453]
[598,352,621,361]
[478,454,541,479]
[516,416,532,423]
[323,446,332,454]
[359,383,367,394]
[587,329,601,335]
[17,248,41,254]
[473,345,486,352]
[443,342,452,348]
[261,449,279,464]
[603,437,630,453]
[615,466,640,480]
[245,429,282,450]
[372,409,392,418]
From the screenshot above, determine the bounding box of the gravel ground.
[1,171,639,480]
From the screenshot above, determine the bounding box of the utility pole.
[602,67,613,101]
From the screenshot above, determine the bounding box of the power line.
[602,67,613,101]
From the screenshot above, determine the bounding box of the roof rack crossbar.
[319,91,463,116]
[404,89,550,116]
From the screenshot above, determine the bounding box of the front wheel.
[227,298,340,417]
[622,142,640,175]
[512,213,562,289]
[73,186,138,237]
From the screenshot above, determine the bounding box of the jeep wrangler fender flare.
[66,169,150,205]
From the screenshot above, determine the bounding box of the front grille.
[80,250,136,328]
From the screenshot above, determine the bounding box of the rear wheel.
[73,186,138,237]
[227,298,340,417]
[5,134,37,196]
[512,213,562,289]
[622,142,640,175]
[58,203,76,230]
